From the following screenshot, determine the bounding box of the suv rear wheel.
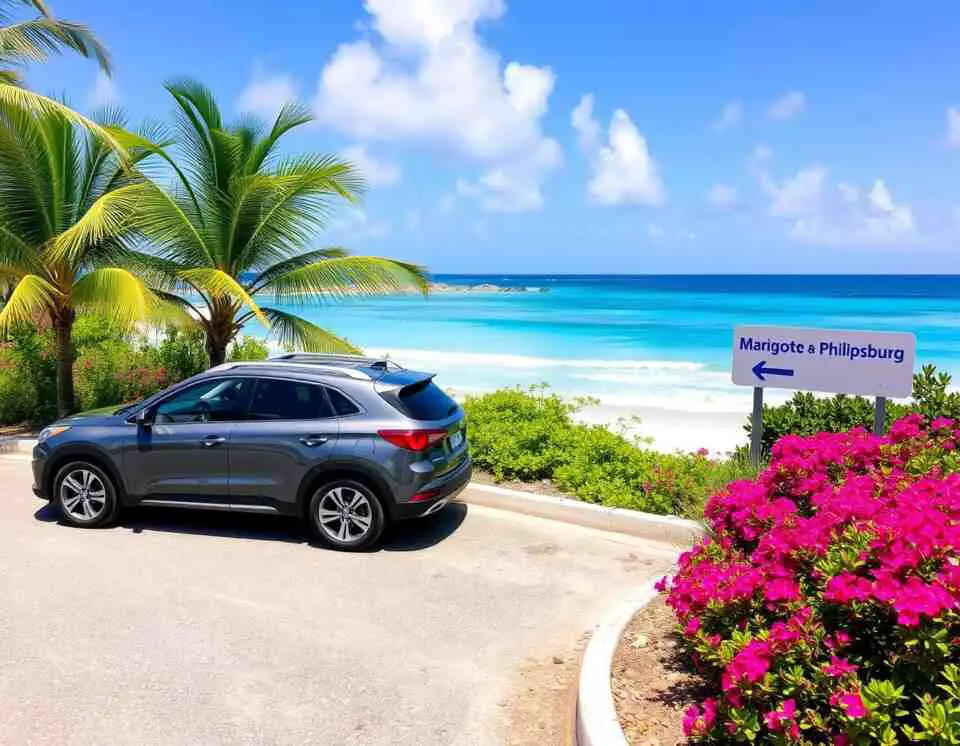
[54,461,120,528]
[308,479,385,551]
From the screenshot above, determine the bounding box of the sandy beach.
[575,403,747,456]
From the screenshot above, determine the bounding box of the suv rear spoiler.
[373,369,436,412]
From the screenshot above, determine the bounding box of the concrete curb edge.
[460,482,706,545]
[0,437,36,453]
[575,577,663,746]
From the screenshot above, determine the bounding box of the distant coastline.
[429,282,549,294]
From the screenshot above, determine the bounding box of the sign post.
[732,326,916,466]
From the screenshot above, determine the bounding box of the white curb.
[460,482,706,545]
[576,578,664,746]
[0,437,36,453]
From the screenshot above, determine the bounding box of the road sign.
[732,325,916,398]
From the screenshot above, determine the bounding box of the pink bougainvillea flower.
[823,656,859,677]
[832,691,869,719]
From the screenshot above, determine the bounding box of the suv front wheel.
[54,461,120,528]
[308,479,385,551]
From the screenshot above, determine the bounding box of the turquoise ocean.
[255,275,960,414]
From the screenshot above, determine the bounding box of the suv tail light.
[378,428,448,451]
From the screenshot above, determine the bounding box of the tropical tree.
[97,79,429,366]
[0,0,124,150]
[0,104,173,416]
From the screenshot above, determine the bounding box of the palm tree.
[0,104,172,416]
[105,79,428,366]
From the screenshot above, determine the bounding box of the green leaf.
[260,306,360,354]
[0,272,58,331]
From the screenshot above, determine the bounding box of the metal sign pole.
[873,396,887,436]
[750,386,763,468]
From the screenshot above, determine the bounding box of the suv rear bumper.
[393,456,472,520]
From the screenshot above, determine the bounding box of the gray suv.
[31,354,472,550]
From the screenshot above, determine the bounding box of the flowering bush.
[661,415,960,743]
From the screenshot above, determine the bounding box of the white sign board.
[732,325,916,398]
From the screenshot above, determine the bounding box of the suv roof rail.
[208,361,373,380]
[269,352,405,371]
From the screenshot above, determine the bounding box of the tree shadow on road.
[33,501,468,552]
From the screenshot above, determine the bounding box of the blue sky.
[26,0,960,273]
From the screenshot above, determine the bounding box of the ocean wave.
[370,347,708,371]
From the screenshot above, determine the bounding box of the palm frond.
[0,19,111,73]
[258,256,429,304]
[245,101,313,173]
[0,84,127,160]
[248,247,348,291]
[49,181,148,265]
[179,267,268,326]
[0,272,58,331]
[260,306,360,354]
[72,267,167,327]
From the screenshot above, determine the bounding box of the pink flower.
[823,656,858,677]
[832,691,869,719]
[723,640,772,691]
[682,698,718,737]
[684,616,701,635]
[764,698,798,733]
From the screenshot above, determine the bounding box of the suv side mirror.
[136,408,154,429]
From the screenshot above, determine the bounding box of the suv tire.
[308,478,385,551]
[54,460,120,528]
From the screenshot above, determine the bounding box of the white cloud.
[767,90,806,121]
[571,94,601,150]
[572,94,664,207]
[712,100,742,131]
[762,165,826,218]
[749,144,774,172]
[341,144,401,187]
[946,106,960,148]
[837,182,859,204]
[88,72,118,108]
[328,208,390,241]
[707,182,739,209]
[757,156,913,246]
[238,66,299,121]
[314,0,560,213]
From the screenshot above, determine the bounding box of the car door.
[124,377,254,503]
[227,377,341,510]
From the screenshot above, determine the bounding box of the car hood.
[55,412,119,428]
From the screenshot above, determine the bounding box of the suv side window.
[153,378,253,424]
[249,378,334,421]
[327,387,360,416]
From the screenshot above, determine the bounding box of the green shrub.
[464,385,754,517]
[462,385,575,481]
[156,326,207,382]
[228,336,270,362]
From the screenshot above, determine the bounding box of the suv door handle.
[299,436,328,447]
[201,436,227,447]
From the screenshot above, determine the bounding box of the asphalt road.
[0,454,677,745]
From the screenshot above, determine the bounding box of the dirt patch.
[472,470,571,500]
[612,596,709,745]
[0,424,37,438]
[502,637,585,746]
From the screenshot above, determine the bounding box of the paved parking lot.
[0,454,677,745]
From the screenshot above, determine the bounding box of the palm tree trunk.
[204,305,235,367]
[53,308,76,418]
